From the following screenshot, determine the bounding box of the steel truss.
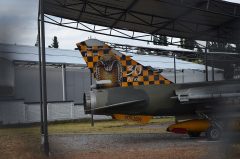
[43,0,240,43]
[44,14,210,49]
[44,14,156,43]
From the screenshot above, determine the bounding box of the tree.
[180,38,184,48]
[153,35,168,46]
[196,43,203,53]
[35,34,39,47]
[235,43,240,53]
[208,41,234,52]
[180,38,196,50]
[49,36,59,48]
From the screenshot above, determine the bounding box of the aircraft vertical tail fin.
[76,39,172,88]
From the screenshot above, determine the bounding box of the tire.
[188,132,201,138]
[206,126,222,141]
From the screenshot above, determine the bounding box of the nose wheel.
[206,126,222,141]
[197,112,223,141]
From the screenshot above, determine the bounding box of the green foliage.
[207,41,235,52]
[196,44,203,53]
[180,38,196,50]
[235,43,240,53]
[48,36,59,48]
[153,35,168,46]
[34,34,39,47]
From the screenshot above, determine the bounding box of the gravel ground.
[49,132,229,159]
[1,120,239,159]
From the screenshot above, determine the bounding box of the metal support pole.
[211,66,214,81]
[182,69,184,83]
[90,72,94,127]
[62,64,66,101]
[38,21,44,147]
[37,0,44,145]
[205,42,208,82]
[173,52,177,83]
[40,0,49,156]
[211,54,215,81]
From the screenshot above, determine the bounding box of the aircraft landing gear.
[198,112,223,141]
[206,126,222,141]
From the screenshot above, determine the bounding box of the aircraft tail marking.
[77,39,172,88]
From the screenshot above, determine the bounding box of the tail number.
[126,65,142,76]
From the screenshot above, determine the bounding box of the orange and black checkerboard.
[77,41,172,87]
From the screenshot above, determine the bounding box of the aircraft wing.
[174,82,240,104]
[85,99,146,113]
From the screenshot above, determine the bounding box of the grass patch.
[0,118,174,159]
[48,117,174,134]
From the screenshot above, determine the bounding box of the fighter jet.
[76,39,240,140]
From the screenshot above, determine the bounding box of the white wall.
[0,58,14,87]
[0,101,110,125]
[14,65,91,103]
[0,100,25,124]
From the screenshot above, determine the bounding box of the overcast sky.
[0,0,239,50]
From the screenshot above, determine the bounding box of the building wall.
[0,101,110,125]
[0,58,15,97]
[66,67,91,104]
[14,65,91,103]
[0,58,14,87]
[0,100,25,124]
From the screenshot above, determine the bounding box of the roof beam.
[192,17,240,42]
[110,0,139,28]
[44,0,240,43]
[77,0,88,21]
[151,0,208,35]
[64,1,218,29]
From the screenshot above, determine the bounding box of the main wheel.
[188,132,201,138]
[206,126,222,141]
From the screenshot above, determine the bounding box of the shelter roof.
[43,0,240,43]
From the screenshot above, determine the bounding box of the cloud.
[0,0,38,45]
[0,0,150,49]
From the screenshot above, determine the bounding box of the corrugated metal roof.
[126,53,207,70]
[105,41,196,52]
[0,43,209,70]
[43,0,240,43]
[0,43,85,65]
